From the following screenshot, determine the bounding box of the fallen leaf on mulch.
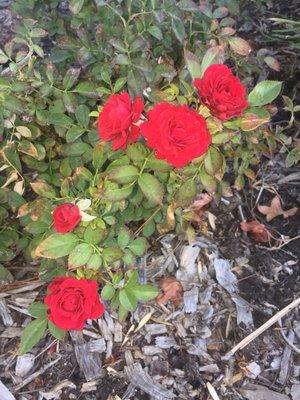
[240,220,272,243]
[257,195,297,222]
[186,193,213,224]
[156,277,183,307]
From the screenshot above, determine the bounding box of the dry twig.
[223,296,300,360]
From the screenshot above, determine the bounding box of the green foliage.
[0,0,290,355]
[20,317,47,355]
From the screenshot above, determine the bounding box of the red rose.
[98,92,144,150]
[44,276,105,330]
[53,203,81,234]
[140,102,211,168]
[194,64,248,121]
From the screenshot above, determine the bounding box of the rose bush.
[0,0,288,355]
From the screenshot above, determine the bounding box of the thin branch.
[223,296,300,360]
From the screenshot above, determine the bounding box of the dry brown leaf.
[186,193,213,224]
[240,220,272,243]
[258,195,298,222]
[156,276,183,307]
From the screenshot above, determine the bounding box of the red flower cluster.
[53,203,81,233]
[97,64,248,167]
[45,276,105,330]
[98,92,143,150]
[194,64,248,121]
[141,103,211,168]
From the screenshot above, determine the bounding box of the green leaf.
[103,185,133,201]
[114,77,127,93]
[119,289,137,311]
[248,80,283,107]
[35,234,80,259]
[101,284,115,301]
[86,253,103,269]
[128,237,148,256]
[28,302,47,318]
[184,50,202,80]
[148,26,163,40]
[199,167,217,193]
[75,105,89,128]
[138,173,164,205]
[66,126,86,143]
[109,38,127,53]
[74,82,99,98]
[177,0,199,11]
[0,264,13,282]
[3,143,22,174]
[68,243,93,268]
[48,321,66,340]
[69,0,85,14]
[171,18,185,43]
[126,143,149,163]
[63,68,81,90]
[146,156,172,172]
[204,147,223,175]
[118,304,129,321]
[200,47,222,77]
[108,165,139,184]
[131,284,158,301]
[122,249,136,266]
[19,317,47,355]
[211,131,234,144]
[30,180,56,199]
[93,144,107,170]
[102,246,124,263]
[115,54,130,65]
[117,227,131,248]
[174,179,197,207]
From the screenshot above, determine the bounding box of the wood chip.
[291,383,300,400]
[0,327,23,338]
[183,286,199,313]
[0,300,13,326]
[145,323,167,336]
[0,380,16,400]
[88,338,106,353]
[125,363,175,399]
[39,380,76,399]
[71,331,103,381]
[15,354,35,377]
[155,336,179,349]
[142,346,163,356]
[278,330,294,384]
[239,384,289,400]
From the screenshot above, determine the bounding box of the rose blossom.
[98,92,144,150]
[44,276,105,330]
[140,102,211,168]
[194,64,248,121]
[53,203,81,234]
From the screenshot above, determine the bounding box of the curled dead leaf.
[240,220,272,243]
[258,195,298,222]
[185,193,213,225]
[156,276,183,307]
